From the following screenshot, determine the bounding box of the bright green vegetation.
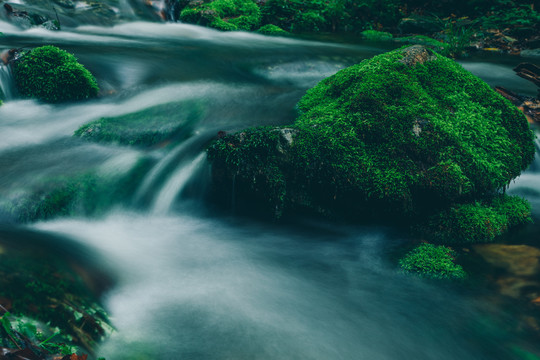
[481,5,540,30]
[74,101,201,147]
[419,195,532,244]
[179,0,261,31]
[257,24,289,36]
[3,158,152,222]
[207,46,535,241]
[361,30,393,41]
[399,243,467,280]
[13,46,98,103]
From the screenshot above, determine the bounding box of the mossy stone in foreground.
[13,45,98,103]
[399,243,466,280]
[208,46,535,227]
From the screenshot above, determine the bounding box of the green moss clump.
[179,0,261,31]
[13,45,99,103]
[257,24,289,36]
[74,101,200,147]
[419,195,532,244]
[361,30,393,41]
[399,243,466,280]
[207,46,535,237]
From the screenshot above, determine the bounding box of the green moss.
[361,30,393,41]
[13,46,99,103]
[399,243,466,280]
[180,0,261,31]
[257,24,289,36]
[207,46,535,226]
[418,195,532,244]
[74,101,200,147]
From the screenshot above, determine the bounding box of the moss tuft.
[419,195,532,244]
[399,243,467,280]
[13,45,98,103]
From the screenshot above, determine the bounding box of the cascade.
[0,65,15,101]
[150,152,207,214]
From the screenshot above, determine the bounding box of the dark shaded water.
[1,11,540,360]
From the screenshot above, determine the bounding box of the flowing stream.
[1,7,540,360]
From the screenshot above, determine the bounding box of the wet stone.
[474,244,540,277]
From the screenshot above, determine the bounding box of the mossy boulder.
[207,45,535,233]
[399,243,466,280]
[13,46,99,103]
[74,101,201,147]
[179,0,261,31]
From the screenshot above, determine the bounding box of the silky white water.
[1,13,539,360]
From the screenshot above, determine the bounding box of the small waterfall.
[0,65,16,101]
[150,152,206,214]
[134,132,214,210]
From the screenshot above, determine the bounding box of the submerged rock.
[1,158,153,223]
[75,101,202,147]
[475,244,540,277]
[12,46,99,103]
[207,45,535,239]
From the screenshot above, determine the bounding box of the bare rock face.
[398,45,436,67]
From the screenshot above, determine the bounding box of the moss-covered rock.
[180,0,261,31]
[207,46,535,234]
[399,243,466,280]
[13,46,99,103]
[74,101,201,147]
